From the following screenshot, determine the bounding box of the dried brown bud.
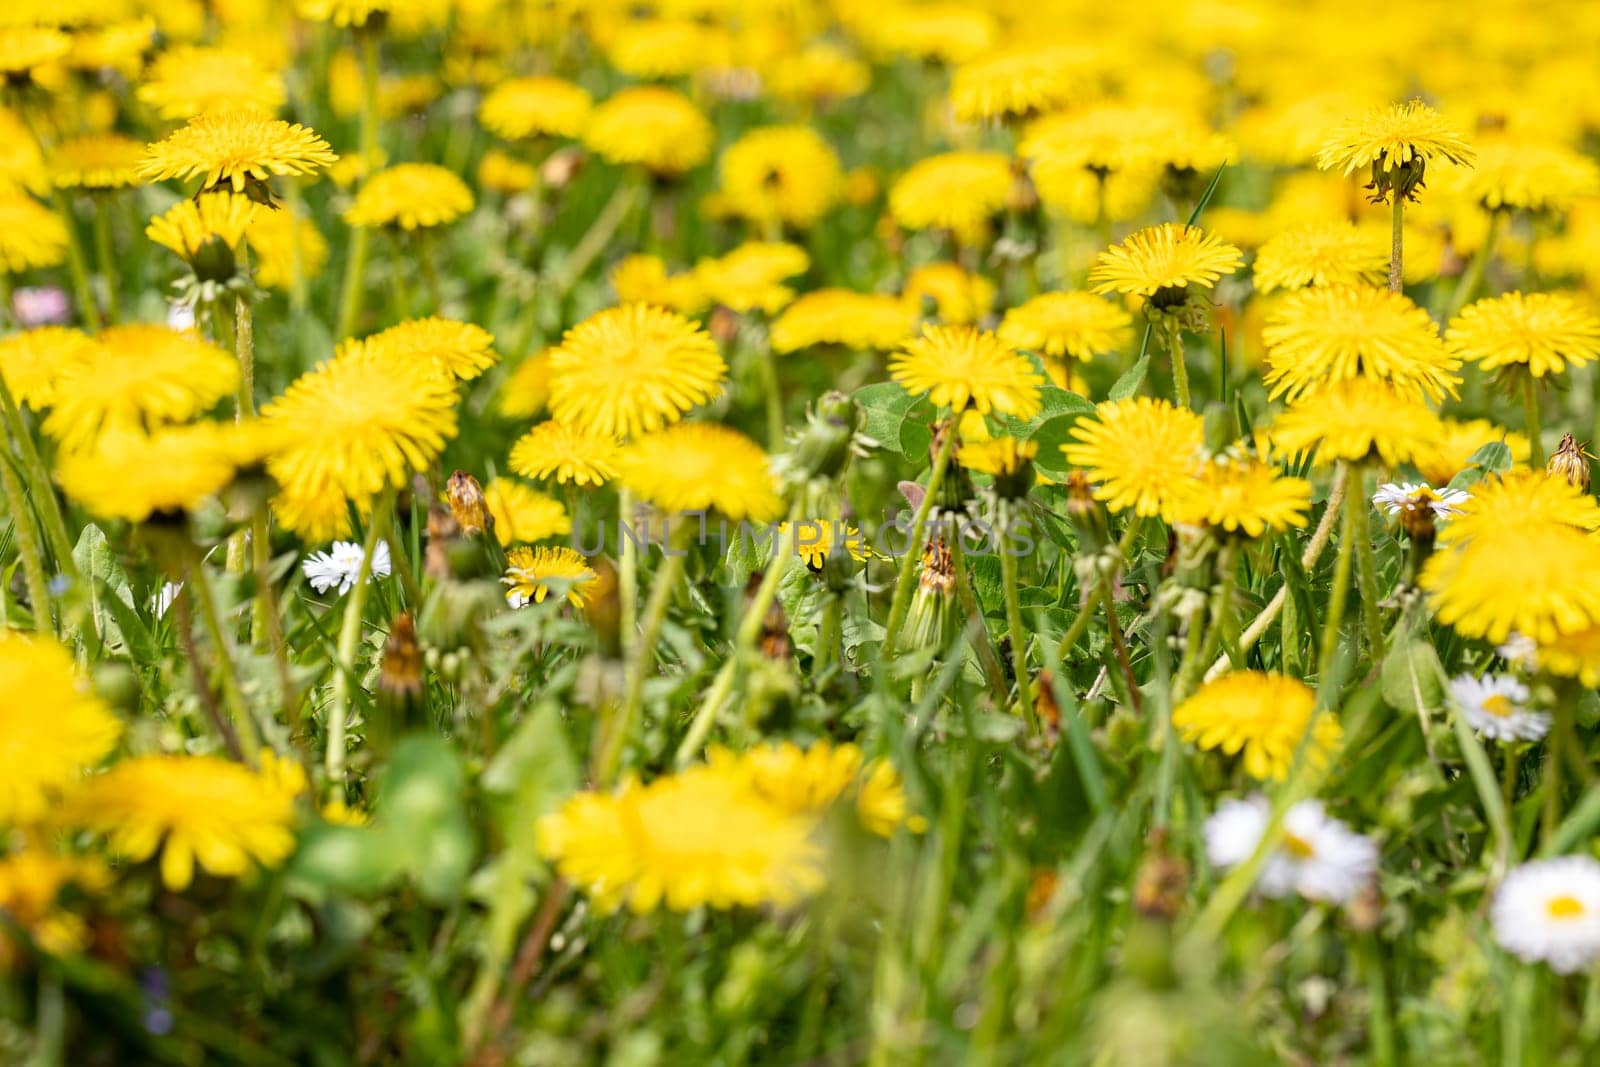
[540,146,586,190]
[1548,433,1592,493]
[379,613,423,702]
[1026,868,1060,920]
[917,536,955,596]
[760,600,791,662]
[1034,669,1061,745]
[424,504,461,581]
[446,471,489,537]
[708,306,741,346]
[1132,828,1189,921]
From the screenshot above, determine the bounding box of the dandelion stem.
[1388,193,1404,293]
[1166,316,1190,409]
[251,507,296,728]
[1348,467,1385,658]
[234,259,256,419]
[333,31,382,340]
[1522,375,1544,466]
[554,177,643,296]
[91,200,118,325]
[599,549,686,784]
[1175,540,1239,703]
[0,373,74,579]
[617,488,638,652]
[326,489,390,797]
[0,426,53,633]
[882,425,958,658]
[998,500,1035,726]
[186,552,262,760]
[1318,464,1359,677]
[948,528,1012,711]
[758,339,785,451]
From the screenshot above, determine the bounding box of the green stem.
[332,31,382,341]
[52,193,100,332]
[1522,375,1544,467]
[1318,464,1359,677]
[1388,194,1404,293]
[1349,469,1385,658]
[998,500,1034,728]
[91,199,117,325]
[882,426,959,658]
[1445,210,1502,317]
[0,374,74,578]
[815,593,840,673]
[617,489,638,654]
[186,554,262,760]
[1175,541,1239,702]
[326,491,390,797]
[599,550,687,783]
[1166,316,1189,409]
[416,232,442,313]
[553,177,644,296]
[759,341,784,451]
[234,276,256,419]
[0,435,52,633]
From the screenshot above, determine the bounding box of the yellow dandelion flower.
[536,762,824,913]
[717,125,842,229]
[1261,285,1460,402]
[1173,672,1342,782]
[1445,292,1600,379]
[1268,379,1441,468]
[65,16,154,77]
[55,423,257,523]
[1252,222,1389,293]
[72,755,296,891]
[1316,100,1474,202]
[1168,456,1313,537]
[508,420,620,487]
[1535,624,1600,688]
[694,241,809,315]
[770,289,915,354]
[502,545,597,608]
[610,254,706,314]
[0,193,67,273]
[138,110,338,195]
[729,741,920,836]
[0,326,96,410]
[344,163,472,230]
[484,477,569,546]
[0,26,70,83]
[477,149,535,194]
[43,326,238,451]
[262,343,459,540]
[949,44,1093,124]
[497,351,552,419]
[890,325,1044,420]
[584,87,713,176]
[1440,137,1599,215]
[547,304,725,440]
[766,42,871,105]
[888,150,1012,243]
[858,3,997,64]
[1435,469,1600,548]
[776,519,878,569]
[295,0,399,29]
[480,74,591,140]
[1062,397,1205,518]
[0,631,121,824]
[344,317,498,381]
[1421,523,1600,644]
[997,292,1133,362]
[1089,223,1243,301]
[1413,417,1530,486]
[246,204,328,290]
[902,262,996,325]
[0,107,46,195]
[0,850,108,961]
[617,422,783,522]
[137,45,285,120]
[48,134,144,191]
[145,191,256,272]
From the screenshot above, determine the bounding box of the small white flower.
[166,302,197,331]
[152,581,183,618]
[1204,795,1378,905]
[1492,856,1600,974]
[1449,673,1549,742]
[1372,481,1469,519]
[1497,633,1538,669]
[302,541,392,595]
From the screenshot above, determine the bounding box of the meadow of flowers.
[6,0,1600,1062]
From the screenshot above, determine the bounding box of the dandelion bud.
[445,471,489,537]
[375,612,423,753]
[904,537,958,653]
[783,392,861,484]
[1548,433,1591,493]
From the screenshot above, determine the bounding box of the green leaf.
[1379,639,1444,714]
[72,524,134,651]
[854,381,930,458]
[482,702,580,835]
[95,578,159,665]
[1467,440,1513,475]
[999,384,1095,477]
[289,823,402,897]
[1109,323,1153,401]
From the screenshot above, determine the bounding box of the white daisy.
[1497,633,1538,669]
[1371,482,1469,519]
[1204,795,1378,905]
[1491,856,1600,974]
[302,541,393,595]
[1448,673,1549,742]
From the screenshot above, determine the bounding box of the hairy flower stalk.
[326,488,392,797]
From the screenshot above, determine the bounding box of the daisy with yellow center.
[1492,856,1600,974]
[344,163,473,230]
[1268,379,1441,468]
[0,193,68,273]
[0,326,96,410]
[717,125,842,230]
[43,325,238,452]
[138,110,338,196]
[48,134,145,191]
[55,423,263,523]
[261,342,459,540]
[1062,397,1205,518]
[694,241,810,315]
[480,75,592,140]
[547,304,726,440]
[1316,100,1475,203]
[891,324,1044,421]
[484,477,569,546]
[584,87,713,176]
[138,45,286,120]
[1445,292,1600,379]
[1168,456,1313,538]
[502,546,598,608]
[948,44,1092,124]
[997,292,1133,363]
[0,630,122,824]
[1252,222,1389,293]
[509,420,621,487]
[1173,672,1342,781]
[888,150,1013,243]
[247,205,329,290]
[343,317,498,381]
[616,423,783,522]
[1089,223,1243,304]
[770,289,916,354]
[1261,285,1459,402]
[71,754,296,891]
[146,191,257,276]
[902,262,996,325]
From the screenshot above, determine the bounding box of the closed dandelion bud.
[190,234,238,285]
[1132,829,1188,922]
[904,537,959,653]
[1346,880,1383,934]
[446,471,489,537]
[1026,868,1060,920]
[759,599,791,662]
[374,612,423,754]
[1548,433,1592,492]
[786,392,860,484]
